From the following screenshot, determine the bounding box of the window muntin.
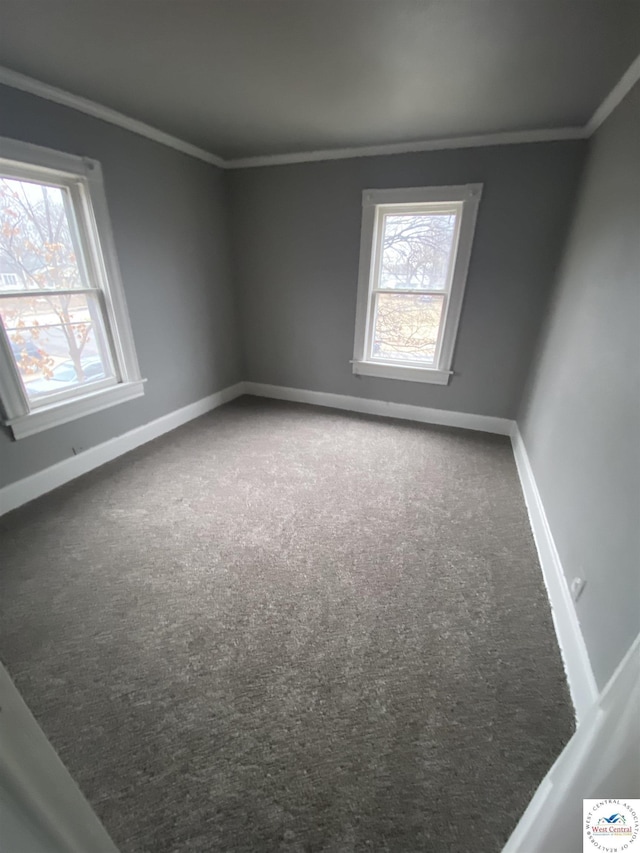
[0,138,143,438]
[352,185,482,385]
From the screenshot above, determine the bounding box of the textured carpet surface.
[0,397,573,853]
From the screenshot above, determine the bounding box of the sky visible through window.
[0,176,112,401]
[372,211,457,364]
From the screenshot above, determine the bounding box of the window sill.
[351,360,453,385]
[3,379,146,440]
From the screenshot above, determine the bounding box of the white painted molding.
[5,381,146,440]
[510,424,598,723]
[0,377,599,726]
[1,55,637,169]
[224,127,586,169]
[0,661,119,853]
[0,382,244,515]
[502,633,639,853]
[0,378,510,517]
[244,381,514,435]
[585,53,640,136]
[0,65,225,168]
[351,361,452,385]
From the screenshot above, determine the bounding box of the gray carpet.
[0,396,573,853]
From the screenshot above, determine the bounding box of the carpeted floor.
[0,396,573,853]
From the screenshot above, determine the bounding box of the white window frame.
[352,184,482,385]
[0,137,144,439]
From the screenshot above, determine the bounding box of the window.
[0,138,143,439]
[0,272,20,289]
[352,184,482,384]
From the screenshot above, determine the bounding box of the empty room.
[0,2,639,852]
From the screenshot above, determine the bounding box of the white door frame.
[0,661,119,853]
[503,634,640,853]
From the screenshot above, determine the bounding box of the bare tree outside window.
[380,213,456,290]
[0,177,113,399]
[372,212,456,363]
[0,139,143,437]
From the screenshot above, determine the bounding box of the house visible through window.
[352,185,482,385]
[0,138,144,439]
[0,177,117,402]
[0,272,21,289]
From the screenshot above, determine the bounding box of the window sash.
[0,288,120,410]
[0,287,99,298]
[364,202,462,367]
[26,375,117,408]
[375,204,461,302]
[367,290,450,369]
[0,173,119,410]
[371,287,450,296]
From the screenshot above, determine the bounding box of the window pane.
[371,292,444,364]
[380,212,457,291]
[0,292,115,402]
[0,177,89,291]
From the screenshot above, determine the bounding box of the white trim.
[0,56,637,169]
[585,53,640,136]
[0,660,119,853]
[502,633,639,853]
[0,381,598,726]
[0,314,27,420]
[0,381,244,515]
[82,156,144,383]
[0,65,224,168]
[224,127,586,169]
[362,185,479,206]
[1,135,98,175]
[351,361,452,385]
[510,424,598,723]
[5,380,146,440]
[243,381,513,435]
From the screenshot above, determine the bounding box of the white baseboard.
[511,424,598,723]
[502,633,639,853]
[0,380,509,515]
[1,380,597,726]
[244,382,514,435]
[0,382,244,516]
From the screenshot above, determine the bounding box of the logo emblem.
[584,800,640,851]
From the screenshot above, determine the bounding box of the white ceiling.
[0,1,638,160]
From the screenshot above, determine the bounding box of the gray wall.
[518,83,640,689]
[0,85,243,488]
[227,141,586,418]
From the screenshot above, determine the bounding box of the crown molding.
[224,126,586,169]
[0,66,225,168]
[585,53,640,136]
[1,55,638,171]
